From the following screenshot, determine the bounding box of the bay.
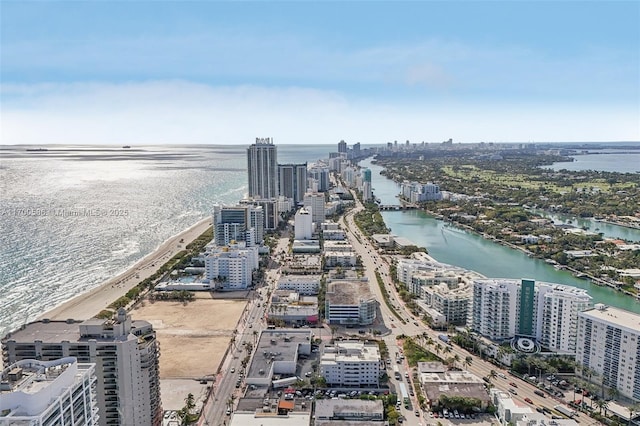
[360,158,640,314]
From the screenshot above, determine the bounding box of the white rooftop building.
[0,357,99,426]
[204,242,259,290]
[576,304,640,402]
[294,207,313,240]
[320,341,381,387]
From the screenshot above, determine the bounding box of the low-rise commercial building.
[324,251,357,267]
[315,399,384,424]
[268,292,318,325]
[277,275,321,295]
[245,329,312,387]
[418,362,489,409]
[320,341,381,387]
[491,389,535,425]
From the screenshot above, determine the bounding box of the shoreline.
[36,217,212,323]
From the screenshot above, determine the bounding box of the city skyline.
[1,1,638,145]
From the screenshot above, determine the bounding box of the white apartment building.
[537,283,592,354]
[303,192,325,226]
[324,251,357,267]
[410,270,460,296]
[2,310,161,426]
[277,275,321,295]
[469,279,592,353]
[0,357,98,426]
[324,241,354,253]
[320,341,381,387]
[576,304,640,401]
[294,207,313,240]
[469,279,520,341]
[325,280,377,325]
[396,255,440,286]
[421,282,471,326]
[204,242,258,290]
[400,181,442,202]
[322,229,346,240]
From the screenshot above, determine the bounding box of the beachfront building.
[396,253,440,287]
[212,204,264,246]
[204,242,259,290]
[576,304,640,401]
[325,280,377,325]
[1,309,161,426]
[320,341,381,387]
[277,275,321,295]
[469,279,592,353]
[247,137,278,199]
[278,163,307,206]
[294,207,313,240]
[0,357,98,426]
[303,192,325,227]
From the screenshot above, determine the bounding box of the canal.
[360,158,640,314]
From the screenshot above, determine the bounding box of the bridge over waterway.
[378,204,419,211]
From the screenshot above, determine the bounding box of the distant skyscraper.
[2,309,162,426]
[278,163,307,206]
[353,142,361,158]
[338,140,347,154]
[247,137,278,199]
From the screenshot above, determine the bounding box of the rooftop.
[315,399,384,418]
[580,304,640,332]
[247,329,312,381]
[326,280,373,305]
[229,412,311,426]
[321,341,380,364]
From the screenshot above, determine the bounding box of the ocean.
[0,144,333,339]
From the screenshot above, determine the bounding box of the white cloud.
[1,81,638,145]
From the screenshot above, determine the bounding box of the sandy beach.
[38,217,212,322]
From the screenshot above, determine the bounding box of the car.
[498,372,507,379]
[248,324,252,328]
[231,367,235,373]
[429,412,434,418]
[226,408,231,415]
[525,397,533,404]
[415,410,420,416]
[509,382,518,388]
[534,390,546,398]
[164,412,171,419]
[508,388,517,395]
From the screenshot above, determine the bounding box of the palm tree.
[489,369,498,381]
[464,356,473,369]
[453,354,461,369]
[435,343,442,355]
[608,385,619,402]
[628,403,640,426]
[595,398,609,416]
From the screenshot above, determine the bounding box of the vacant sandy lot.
[131,298,246,378]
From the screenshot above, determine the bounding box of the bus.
[399,382,410,407]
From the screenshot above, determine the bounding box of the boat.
[122,145,131,149]
[26,148,48,152]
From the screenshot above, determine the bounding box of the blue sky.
[1,1,638,144]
